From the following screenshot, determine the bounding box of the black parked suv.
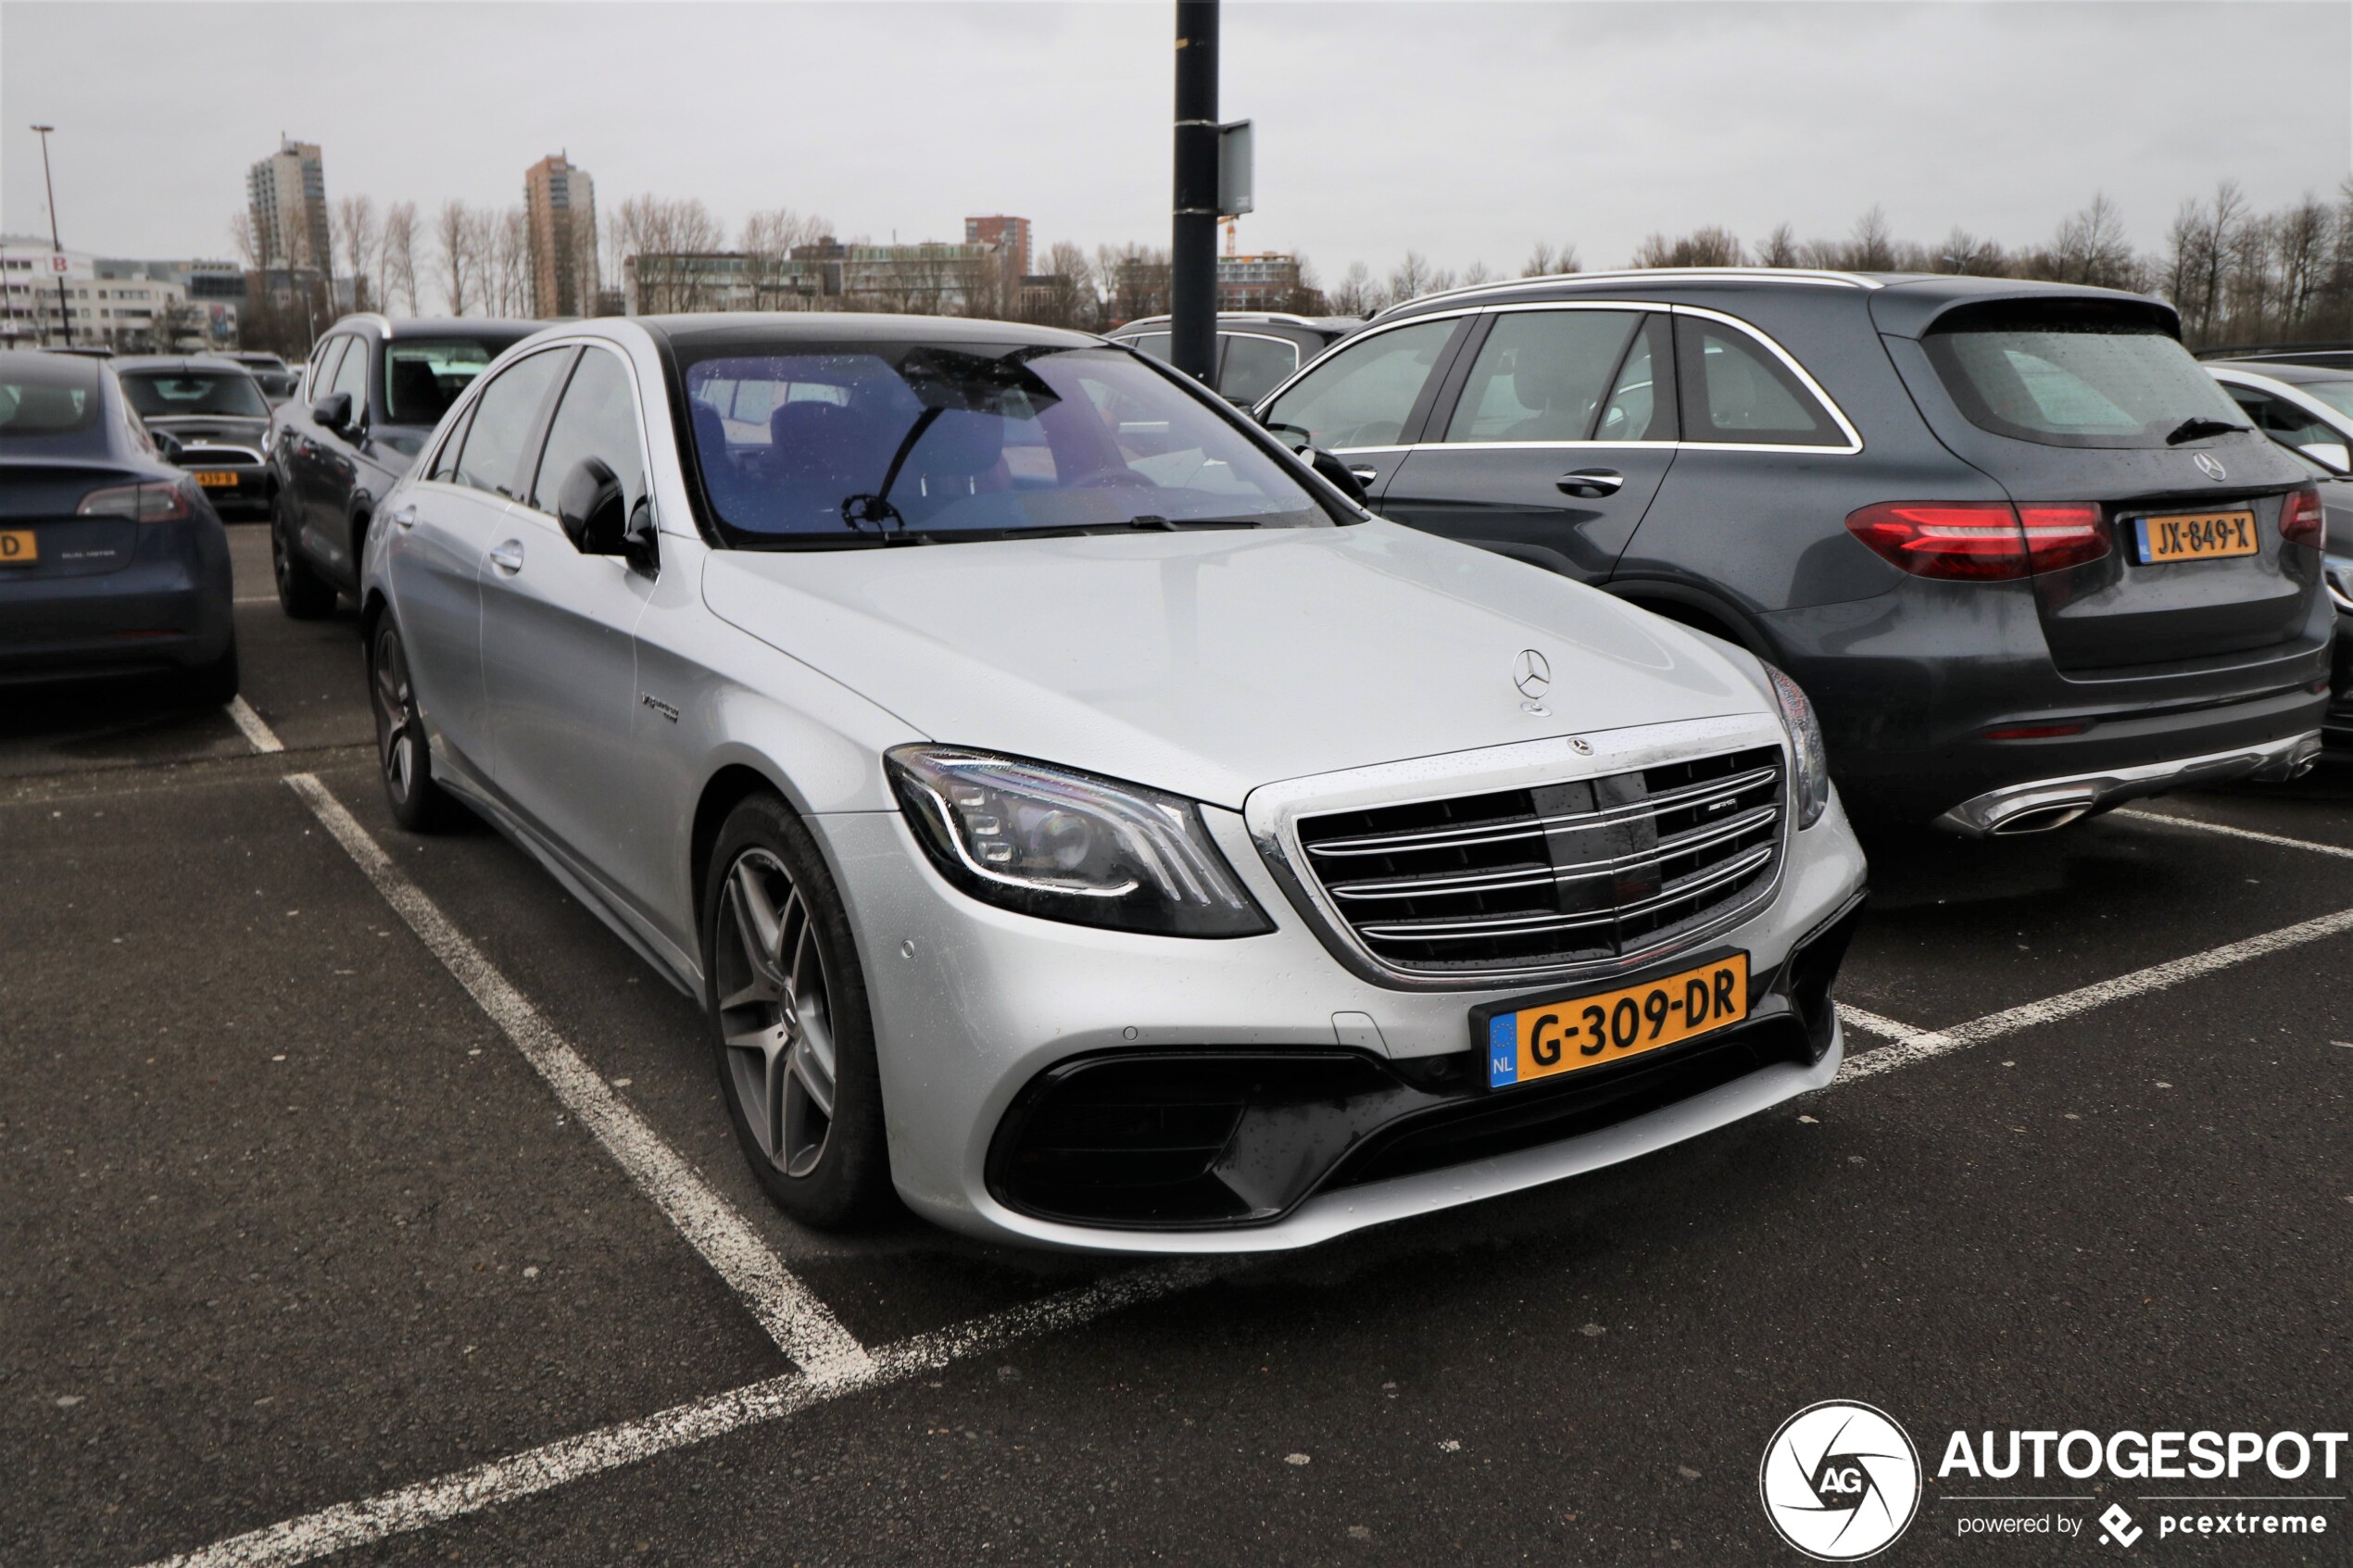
[269,314,536,617]
[112,355,275,519]
[1108,311,1360,407]
[1257,270,2329,833]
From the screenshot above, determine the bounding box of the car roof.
[2207,358,2352,385]
[1111,312,1360,336]
[636,312,1106,351]
[1368,267,2171,336]
[0,347,103,384]
[324,313,543,343]
[111,355,257,375]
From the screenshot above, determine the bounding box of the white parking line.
[133,1261,1217,1568]
[2116,807,2353,861]
[1835,904,2353,1082]
[283,772,871,1384]
[226,696,284,754]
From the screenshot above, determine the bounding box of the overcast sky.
[5,0,2348,293]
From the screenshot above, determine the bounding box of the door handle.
[1348,466,1380,486]
[390,505,418,530]
[1556,469,1625,497]
[488,538,524,574]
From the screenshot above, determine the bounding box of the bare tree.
[435,200,472,316]
[1631,226,1745,268]
[228,209,260,270]
[1842,205,1898,271]
[1386,251,1439,304]
[333,195,379,311]
[607,195,726,312]
[380,202,420,315]
[740,207,833,310]
[2026,194,2136,289]
[1328,260,1385,318]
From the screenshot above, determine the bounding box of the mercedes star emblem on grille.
[1514,648,1552,698]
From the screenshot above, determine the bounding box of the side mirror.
[153,431,184,462]
[557,456,629,556]
[1305,445,1369,507]
[622,496,661,576]
[2296,440,2352,477]
[311,391,352,433]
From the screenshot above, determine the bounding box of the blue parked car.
[0,349,237,703]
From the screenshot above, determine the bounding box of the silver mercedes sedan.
[360,314,1869,1253]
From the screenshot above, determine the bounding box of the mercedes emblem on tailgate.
[2194,453,2228,482]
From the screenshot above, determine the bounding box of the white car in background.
[359,313,1869,1252]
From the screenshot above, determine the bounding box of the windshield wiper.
[1114,514,1265,532]
[2165,416,2250,445]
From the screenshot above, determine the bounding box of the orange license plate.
[1479,952,1750,1089]
[194,470,238,488]
[0,529,34,566]
[2133,508,2257,564]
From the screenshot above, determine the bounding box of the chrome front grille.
[1293,746,1785,977]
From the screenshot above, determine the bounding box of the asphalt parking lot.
[6,523,2347,1567]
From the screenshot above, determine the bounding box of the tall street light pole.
[31,124,72,347]
[1169,0,1218,383]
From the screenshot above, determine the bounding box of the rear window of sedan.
[1921,302,2248,448]
[0,355,102,437]
[677,339,1327,544]
[119,370,269,420]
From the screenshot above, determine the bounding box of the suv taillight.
[1844,501,2108,580]
[2281,485,2325,549]
[77,481,192,523]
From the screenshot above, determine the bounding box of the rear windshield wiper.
[2165,417,2251,445]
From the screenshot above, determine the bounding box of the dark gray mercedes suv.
[1257,270,2329,834]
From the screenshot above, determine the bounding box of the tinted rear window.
[1922,305,2246,448]
[120,370,269,420]
[384,339,502,426]
[0,356,103,437]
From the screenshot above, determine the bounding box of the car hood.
[701,521,1767,809]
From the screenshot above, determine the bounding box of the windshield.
[384,339,501,426]
[678,340,1326,544]
[119,370,268,420]
[1922,308,2247,448]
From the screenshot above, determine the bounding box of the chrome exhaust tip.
[1986,802,2092,835]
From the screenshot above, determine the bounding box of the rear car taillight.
[77,481,193,523]
[2281,485,2325,549]
[1844,501,2108,581]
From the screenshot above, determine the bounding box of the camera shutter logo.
[1758,1400,1921,1561]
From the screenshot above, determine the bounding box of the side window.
[2235,388,2336,448]
[425,402,476,483]
[1127,332,1172,363]
[329,334,370,415]
[1442,310,1639,443]
[452,349,570,500]
[307,337,347,405]
[1218,333,1299,407]
[529,348,648,516]
[1595,315,1676,443]
[1675,318,1844,446]
[1261,319,1456,450]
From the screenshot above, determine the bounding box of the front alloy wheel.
[714,847,839,1177]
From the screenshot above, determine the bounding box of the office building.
[963,215,1032,278]
[247,138,332,274]
[525,154,599,320]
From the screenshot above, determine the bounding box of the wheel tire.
[181,634,240,708]
[700,793,893,1229]
[366,614,454,832]
[272,495,335,620]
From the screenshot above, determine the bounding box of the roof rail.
[1372,267,1881,320]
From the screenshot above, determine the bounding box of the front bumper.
[818,771,1869,1254]
[1935,728,2323,835]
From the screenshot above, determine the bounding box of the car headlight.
[1763,664,1831,830]
[887,746,1273,937]
[2324,554,2353,614]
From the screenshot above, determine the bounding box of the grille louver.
[1295,746,1784,977]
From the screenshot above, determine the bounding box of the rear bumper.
[0,540,233,683]
[1935,728,2323,836]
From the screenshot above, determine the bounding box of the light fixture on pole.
[31,123,72,348]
